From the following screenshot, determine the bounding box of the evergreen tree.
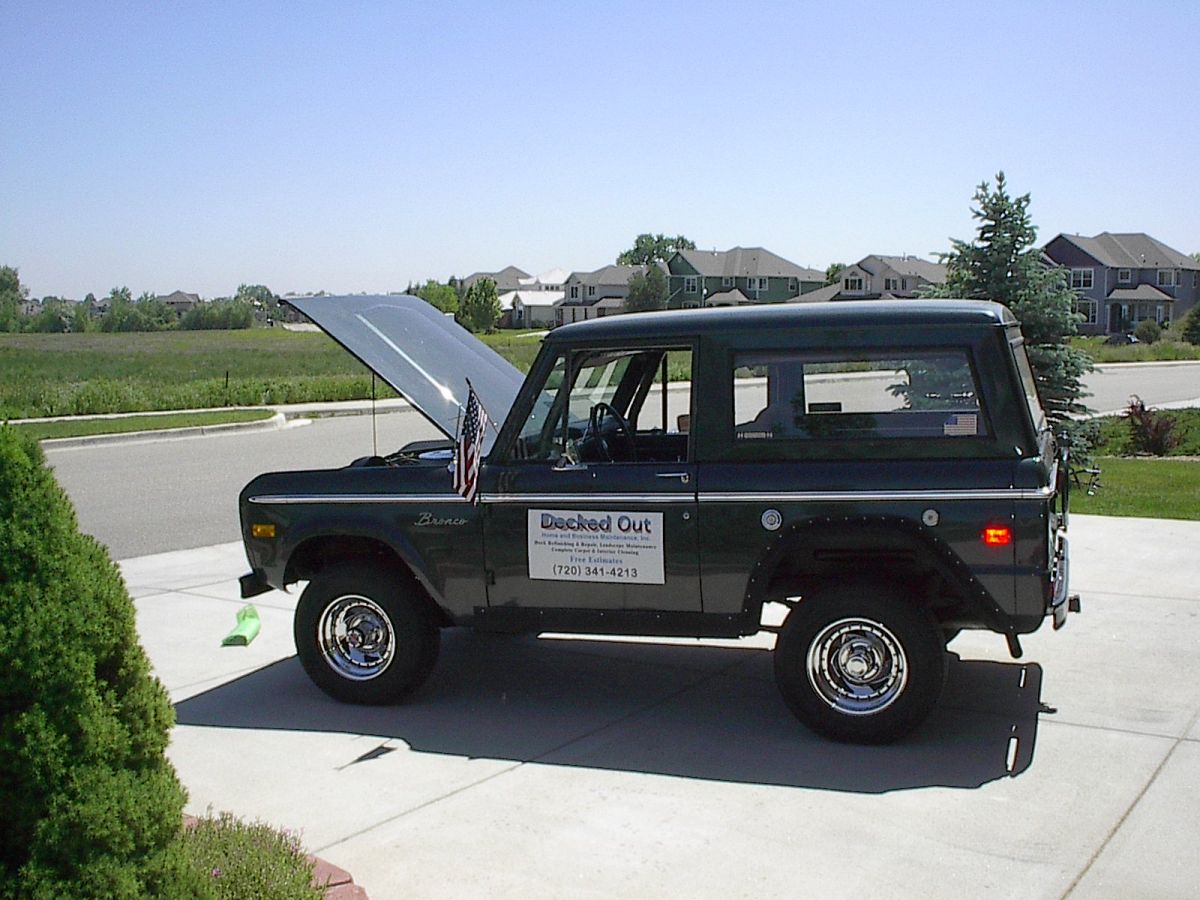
[1182,303,1200,346]
[924,173,1092,437]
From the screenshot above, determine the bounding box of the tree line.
[0,275,278,333]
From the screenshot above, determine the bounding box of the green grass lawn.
[10,409,276,441]
[1072,458,1200,520]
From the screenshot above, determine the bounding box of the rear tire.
[774,581,945,743]
[294,563,440,704]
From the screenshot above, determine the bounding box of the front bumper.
[240,570,272,599]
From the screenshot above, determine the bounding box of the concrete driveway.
[123,514,1199,899]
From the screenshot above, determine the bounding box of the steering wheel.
[588,402,637,462]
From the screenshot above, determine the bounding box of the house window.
[788,278,798,292]
[901,278,908,291]
[884,277,900,292]
[569,285,579,299]
[1156,305,1164,323]
[757,277,769,292]
[684,276,698,293]
[587,285,596,297]
[1117,268,1131,284]
[843,276,864,292]
[1157,269,1177,287]
[722,276,733,288]
[1070,268,1094,290]
[1075,299,1098,325]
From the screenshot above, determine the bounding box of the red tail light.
[982,526,1012,547]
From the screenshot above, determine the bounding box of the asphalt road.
[45,362,1200,560]
[1086,361,1200,413]
[46,410,443,560]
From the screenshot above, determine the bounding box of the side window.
[513,348,692,463]
[731,349,987,453]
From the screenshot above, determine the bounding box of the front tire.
[295,563,440,704]
[774,582,945,743]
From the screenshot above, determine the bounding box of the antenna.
[371,373,378,456]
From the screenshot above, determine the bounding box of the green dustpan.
[221,604,261,646]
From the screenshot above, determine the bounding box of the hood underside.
[285,295,526,453]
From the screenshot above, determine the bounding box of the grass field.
[0,328,550,419]
[1074,335,1200,363]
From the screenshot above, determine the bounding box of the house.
[665,247,824,308]
[517,267,570,292]
[1042,232,1200,334]
[498,289,563,329]
[156,290,201,314]
[832,254,947,300]
[557,264,651,325]
[460,266,530,296]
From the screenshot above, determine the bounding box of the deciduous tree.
[415,279,459,314]
[617,233,696,266]
[624,266,668,313]
[0,266,28,332]
[824,262,846,286]
[458,277,501,333]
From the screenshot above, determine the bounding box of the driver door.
[482,346,701,612]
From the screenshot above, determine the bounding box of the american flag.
[453,383,490,504]
[943,413,979,437]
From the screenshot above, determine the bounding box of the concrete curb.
[38,412,288,449]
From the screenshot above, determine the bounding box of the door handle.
[656,472,690,484]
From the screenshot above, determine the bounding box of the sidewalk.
[126,515,1200,899]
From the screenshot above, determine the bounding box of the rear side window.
[732,349,988,448]
[1010,338,1047,433]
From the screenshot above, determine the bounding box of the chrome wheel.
[318,594,396,681]
[806,617,908,716]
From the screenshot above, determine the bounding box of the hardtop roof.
[544,299,1017,345]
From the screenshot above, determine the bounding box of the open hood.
[286,295,526,453]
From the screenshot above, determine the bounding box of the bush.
[1133,319,1161,344]
[0,426,200,898]
[1125,395,1181,456]
[180,813,323,899]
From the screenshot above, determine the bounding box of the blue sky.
[3,1,1197,299]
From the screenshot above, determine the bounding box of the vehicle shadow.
[175,630,1045,794]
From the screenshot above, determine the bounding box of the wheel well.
[750,518,996,630]
[285,536,452,627]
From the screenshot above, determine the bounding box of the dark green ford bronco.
[239,295,1077,743]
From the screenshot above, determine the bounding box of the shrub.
[1184,304,1200,346]
[0,426,200,897]
[1125,395,1181,457]
[1133,319,1161,344]
[180,812,323,899]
